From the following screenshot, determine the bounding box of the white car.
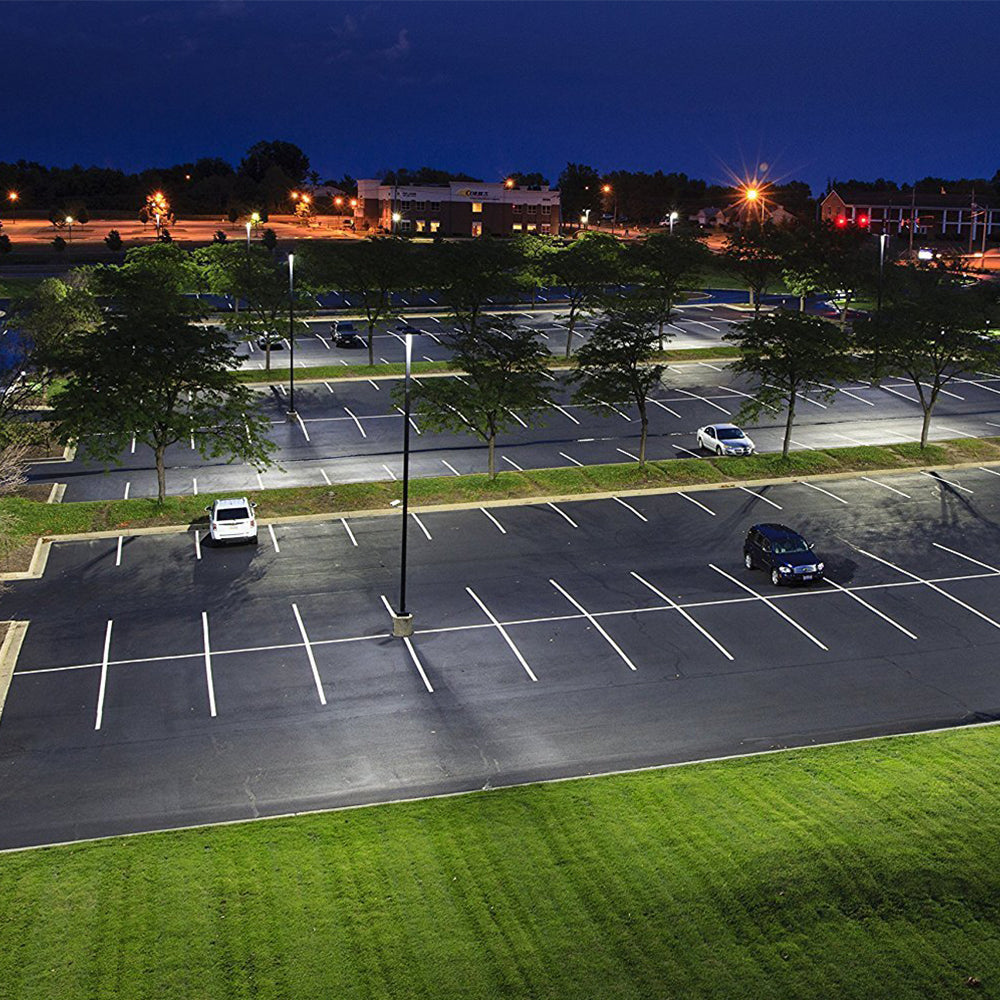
[697,423,755,456]
[206,497,258,545]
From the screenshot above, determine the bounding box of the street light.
[65,215,74,242]
[7,191,18,224]
[391,211,401,235]
[669,210,679,235]
[245,221,252,250]
[287,253,296,417]
[392,331,416,637]
[602,183,617,234]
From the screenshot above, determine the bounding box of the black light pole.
[872,232,887,387]
[287,252,296,417]
[392,332,415,637]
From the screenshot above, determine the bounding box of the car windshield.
[339,324,356,332]
[216,507,250,521]
[717,428,744,440]
[773,537,809,554]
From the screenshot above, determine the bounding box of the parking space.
[5,469,1000,846]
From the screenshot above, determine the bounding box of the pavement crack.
[243,771,262,818]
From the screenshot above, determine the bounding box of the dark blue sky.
[3,1,998,194]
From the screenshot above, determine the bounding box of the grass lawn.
[2,725,1000,998]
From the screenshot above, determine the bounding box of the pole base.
[286,409,297,420]
[391,613,414,638]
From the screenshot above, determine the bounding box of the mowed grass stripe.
[3,727,1000,997]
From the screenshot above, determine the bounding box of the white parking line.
[674,387,731,415]
[861,476,910,498]
[343,407,367,438]
[919,470,972,493]
[823,578,918,639]
[799,481,849,504]
[921,382,963,400]
[546,502,578,528]
[115,536,123,566]
[881,384,921,404]
[677,491,716,516]
[466,587,538,681]
[410,512,432,540]
[630,571,733,660]
[192,477,198,495]
[193,531,202,560]
[936,424,976,439]
[550,403,581,424]
[931,542,1000,574]
[395,407,421,434]
[851,545,1000,630]
[382,464,397,480]
[255,470,265,490]
[314,334,330,350]
[441,460,461,476]
[738,486,782,509]
[507,408,528,428]
[267,524,280,552]
[295,413,311,441]
[341,518,358,547]
[672,445,702,459]
[978,467,1000,478]
[612,496,648,521]
[697,361,724,372]
[690,320,721,332]
[719,385,779,413]
[426,332,443,344]
[502,455,524,471]
[559,451,584,467]
[292,603,328,705]
[201,612,217,717]
[480,508,507,533]
[811,381,874,406]
[647,397,682,418]
[320,468,331,485]
[368,380,380,391]
[709,564,828,650]
[616,447,640,461]
[955,377,1000,396]
[94,620,113,730]
[586,394,632,420]
[130,434,136,454]
[549,578,637,670]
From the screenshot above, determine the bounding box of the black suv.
[744,523,824,586]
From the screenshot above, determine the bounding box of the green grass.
[3,725,1000,998]
[5,437,999,550]
[235,347,742,385]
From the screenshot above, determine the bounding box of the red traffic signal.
[857,214,869,227]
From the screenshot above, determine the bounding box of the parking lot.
[2,467,1000,848]
[29,358,1000,501]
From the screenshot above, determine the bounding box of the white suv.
[206,497,258,545]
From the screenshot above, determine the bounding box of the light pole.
[392,332,415,637]
[65,216,74,242]
[287,253,296,417]
[669,210,679,236]
[245,221,252,250]
[392,211,401,235]
[7,192,17,224]
[602,183,617,234]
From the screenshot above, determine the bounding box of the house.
[689,206,728,227]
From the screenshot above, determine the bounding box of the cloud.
[381,27,410,60]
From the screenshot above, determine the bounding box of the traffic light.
[835,215,847,228]
[857,214,869,228]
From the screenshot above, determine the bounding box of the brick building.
[820,188,1000,242]
[355,179,561,237]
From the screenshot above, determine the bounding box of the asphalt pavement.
[2,467,1000,848]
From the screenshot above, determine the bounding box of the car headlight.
[779,565,792,573]
[817,562,824,572]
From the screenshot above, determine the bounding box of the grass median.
[2,724,1000,999]
[234,346,742,384]
[4,436,999,548]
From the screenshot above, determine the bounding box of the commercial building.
[355,180,561,237]
[820,188,1000,243]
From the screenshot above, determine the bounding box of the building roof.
[825,188,998,209]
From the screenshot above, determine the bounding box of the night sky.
[3,1,999,193]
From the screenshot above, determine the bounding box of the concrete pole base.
[391,613,414,638]
[286,410,297,420]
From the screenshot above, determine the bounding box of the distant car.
[206,497,258,545]
[334,321,363,348]
[697,423,755,456]
[257,333,283,350]
[396,322,421,335]
[744,523,824,587]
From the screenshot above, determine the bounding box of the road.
[2,468,1000,848]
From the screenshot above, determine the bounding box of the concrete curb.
[0,620,29,722]
[15,455,1000,550]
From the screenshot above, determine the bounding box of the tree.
[570,297,665,466]
[545,233,622,357]
[627,231,709,348]
[434,237,521,339]
[261,228,277,251]
[51,236,66,252]
[557,163,603,226]
[239,140,310,186]
[104,229,123,252]
[51,264,274,502]
[511,232,554,310]
[823,224,878,323]
[0,234,10,254]
[724,312,854,458]
[212,230,228,244]
[723,223,786,314]
[404,316,550,478]
[227,206,239,227]
[854,272,1000,447]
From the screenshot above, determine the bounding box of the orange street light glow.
[745,187,759,201]
[504,178,515,189]
[349,198,357,208]
[8,192,18,202]
[602,184,612,194]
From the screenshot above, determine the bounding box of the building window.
[471,222,482,237]
[415,201,426,211]
[400,219,412,232]
[526,204,537,216]
[401,200,413,211]
[512,223,523,231]
[540,224,550,233]
[512,203,522,214]
[526,223,536,231]
[429,220,440,233]
[541,205,551,216]
[415,220,425,232]
[472,202,483,213]
[430,201,441,211]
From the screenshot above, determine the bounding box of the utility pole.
[908,186,916,258]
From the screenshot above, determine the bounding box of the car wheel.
[744,552,753,570]
[717,446,724,456]
[771,568,781,586]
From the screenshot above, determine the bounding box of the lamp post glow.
[287,253,296,417]
[65,216,74,242]
[392,331,415,637]
[602,183,617,234]
[669,210,679,235]
[391,211,401,235]
[245,221,252,250]
[7,191,18,224]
